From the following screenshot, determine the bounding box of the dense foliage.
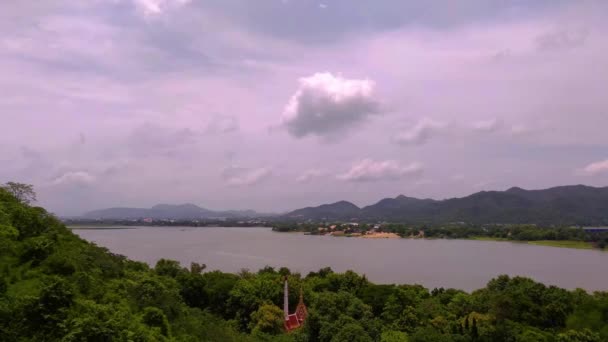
[1,185,607,341]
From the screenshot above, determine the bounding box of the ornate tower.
[295,287,308,322]
[283,276,289,320]
[283,277,307,332]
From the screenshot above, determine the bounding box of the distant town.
[63,217,270,228]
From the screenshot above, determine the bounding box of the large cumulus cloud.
[281,72,381,139]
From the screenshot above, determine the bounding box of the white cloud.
[581,160,608,176]
[337,159,423,182]
[222,166,271,186]
[51,171,96,186]
[282,72,381,139]
[392,118,446,146]
[471,118,503,133]
[132,0,191,16]
[296,169,325,183]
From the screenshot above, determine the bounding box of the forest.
[1,184,607,341]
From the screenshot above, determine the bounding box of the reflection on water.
[73,226,608,292]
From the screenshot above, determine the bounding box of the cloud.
[392,118,446,146]
[581,160,608,176]
[205,115,239,134]
[51,171,95,186]
[222,166,271,186]
[450,174,465,182]
[337,159,423,182]
[132,0,192,16]
[126,123,198,157]
[473,180,498,189]
[510,124,532,136]
[413,179,437,187]
[20,146,42,160]
[281,72,381,139]
[471,119,503,133]
[536,28,587,51]
[296,169,325,183]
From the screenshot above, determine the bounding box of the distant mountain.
[286,201,361,221]
[84,203,262,220]
[284,185,608,225]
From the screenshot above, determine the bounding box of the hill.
[285,200,361,221]
[284,185,608,225]
[84,203,261,220]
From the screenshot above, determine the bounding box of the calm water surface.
[73,227,608,292]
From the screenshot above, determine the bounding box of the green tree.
[409,327,453,342]
[331,323,372,342]
[471,318,478,340]
[250,303,285,335]
[557,329,601,342]
[142,306,171,337]
[1,182,36,205]
[155,259,184,278]
[381,330,409,342]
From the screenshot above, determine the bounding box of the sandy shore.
[360,232,401,239]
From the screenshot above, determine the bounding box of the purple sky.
[1,0,608,215]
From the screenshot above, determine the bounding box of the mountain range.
[83,185,608,225]
[284,185,608,225]
[84,203,262,220]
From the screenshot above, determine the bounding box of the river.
[73,226,608,292]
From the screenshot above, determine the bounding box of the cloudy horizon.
[2,0,608,215]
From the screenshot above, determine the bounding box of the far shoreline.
[285,230,605,251]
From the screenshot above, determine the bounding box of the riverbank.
[360,232,401,239]
[469,236,597,250]
[67,225,138,230]
[281,230,603,250]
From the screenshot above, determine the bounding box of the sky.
[1,0,608,215]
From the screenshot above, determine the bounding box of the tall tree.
[250,304,285,335]
[2,182,36,205]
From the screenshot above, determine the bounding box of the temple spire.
[284,279,307,332]
[299,286,304,305]
[283,276,289,320]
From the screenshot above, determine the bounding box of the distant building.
[283,278,307,332]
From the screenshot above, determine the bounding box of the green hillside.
[1,185,607,341]
[285,185,608,225]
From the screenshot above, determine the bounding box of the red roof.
[285,314,301,331]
